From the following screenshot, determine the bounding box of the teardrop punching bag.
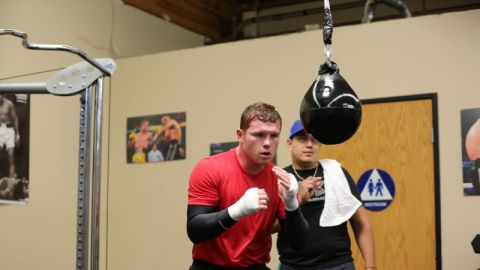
[300,0,362,145]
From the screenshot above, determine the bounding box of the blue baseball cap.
[289,120,305,139]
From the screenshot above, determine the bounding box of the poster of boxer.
[126,112,186,164]
[210,141,277,164]
[461,108,480,196]
[0,94,29,205]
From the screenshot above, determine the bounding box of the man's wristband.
[218,208,236,230]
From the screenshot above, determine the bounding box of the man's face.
[140,121,149,131]
[288,132,321,165]
[237,119,281,165]
[161,116,170,125]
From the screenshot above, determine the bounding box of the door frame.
[361,93,441,270]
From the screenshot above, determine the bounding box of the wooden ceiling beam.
[239,0,321,11]
[124,0,236,42]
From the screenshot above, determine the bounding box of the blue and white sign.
[357,168,395,211]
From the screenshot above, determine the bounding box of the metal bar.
[76,86,94,270]
[0,29,111,76]
[255,0,260,37]
[0,82,48,93]
[90,78,104,270]
[235,1,365,35]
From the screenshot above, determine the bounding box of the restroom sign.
[357,168,395,211]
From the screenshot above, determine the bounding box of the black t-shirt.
[277,162,362,269]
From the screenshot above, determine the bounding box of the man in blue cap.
[275,120,376,270]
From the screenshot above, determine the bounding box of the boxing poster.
[126,112,186,164]
[461,108,480,195]
[210,141,277,164]
[210,141,239,156]
[0,93,29,205]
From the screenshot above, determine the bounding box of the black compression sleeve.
[283,208,309,250]
[186,205,237,244]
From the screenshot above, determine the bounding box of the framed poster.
[0,94,29,204]
[461,108,480,195]
[126,112,186,164]
[210,141,239,156]
[210,141,277,164]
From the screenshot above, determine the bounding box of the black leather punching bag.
[300,1,362,145]
[300,61,362,144]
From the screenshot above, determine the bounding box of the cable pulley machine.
[0,28,116,270]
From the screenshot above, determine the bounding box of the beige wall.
[108,9,480,270]
[0,1,202,270]
[0,0,204,79]
[2,4,480,270]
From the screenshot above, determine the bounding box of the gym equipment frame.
[0,28,116,270]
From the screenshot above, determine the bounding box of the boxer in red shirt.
[187,102,308,269]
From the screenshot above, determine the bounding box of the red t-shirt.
[188,149,286,267]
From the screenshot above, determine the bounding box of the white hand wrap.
[282,173,299,211]
[228,187,260,221]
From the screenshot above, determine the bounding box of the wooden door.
[319,96,439,270]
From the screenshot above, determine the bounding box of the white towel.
[319,159,362,227]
